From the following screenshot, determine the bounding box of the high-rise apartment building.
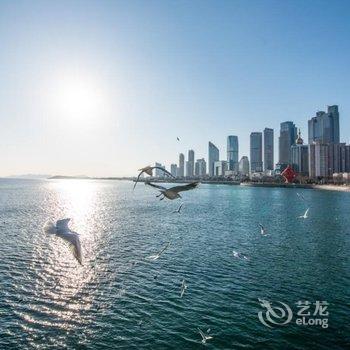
[208,142,219,176]
[250,132,263,172]
[263,128,274,171]
[227,136,239,172]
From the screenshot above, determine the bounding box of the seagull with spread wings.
[198,328,213,344]
[298,208,310,219]
[133,165,175,190]
[43,218,83,265]
[146,242,170,260]
[146,181,199,200]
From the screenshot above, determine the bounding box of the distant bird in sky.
[180,279,187,298]
[43,218,82,265]
[173,203,184,213]
[259,223,267,235]
[232,250,249,260]
[146,182,198,200]
[198,328,213,344]
[177,137,180,141]
[133,165,175,190]
[147,242,170,260]
[298,208,309,219]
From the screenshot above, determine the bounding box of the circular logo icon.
[258,298,293,328]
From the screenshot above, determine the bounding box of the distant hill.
[5,174,51,179]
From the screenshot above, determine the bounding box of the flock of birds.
[43,153,312,345]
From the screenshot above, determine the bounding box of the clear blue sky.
[1,0,349,176]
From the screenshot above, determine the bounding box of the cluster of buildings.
[155,105,350,182]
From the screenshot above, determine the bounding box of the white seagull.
[44,218,82,265]
[299,208,310,219]
[232,250,249,260]
[173,203,184,213]
[180,279,187,298]
[133,166,175,190]
[146,182,198,200]
[147,242,170,260]
[259,223,267,235]
[198,328,213,344]
[297,192,307,202]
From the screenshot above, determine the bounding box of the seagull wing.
[259,223,264,229]
[198,328,206,341]
[152,166,175,178]
[133,170,144,190]
[305,208,309,216]
[56,218,71,231]
[145,182,167,191]
[158,242,170,256]
[56,231,83,265]
[169,182,199,194]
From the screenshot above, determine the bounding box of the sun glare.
[53,74,105,122]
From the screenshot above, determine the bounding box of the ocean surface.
[0,179,349,349]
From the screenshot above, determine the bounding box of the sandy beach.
[313,184,350,192]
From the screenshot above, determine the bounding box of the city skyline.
[1,1,350,177]
[152,104,348,180]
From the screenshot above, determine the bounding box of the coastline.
[6,176,349,193]
[312,184,350,192]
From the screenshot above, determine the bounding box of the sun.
[53,74,104,122]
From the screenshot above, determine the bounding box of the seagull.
[198,328,213,344]
[147,242,170,260]
[133,165,175,190]
[173,203,184,213]
[177,137,180,141]
[299,208,309,219]
[44,219,82,265]
[180,279,187,298]
[259,223,267,235]
[146,182,198,200]
[232,250,249,260]
[297,192,306,202]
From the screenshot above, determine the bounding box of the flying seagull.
[259,223,267,235]
[173,203,184,213]
[232,250,249,260]
[133,165,175,190]
[198,328,213,344]
[177,137,180,141]
[43,219,82,265]
[298,208,309,219]
[297,192,307,202]
[147,242,170,260]
[146,182,198,200]
[180,279,187,298]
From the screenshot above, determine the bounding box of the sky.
[1,0,350,177]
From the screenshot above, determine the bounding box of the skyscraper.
[263,128,274,171]
[291,130,309,175]
[239,156,250,175]
[227,135,239,172]
[250,132,263,172]
[178,153,185,177]
[308,105,342,178]
[186,149,195,177]
[170,164,178,177]
[279,121,297,164]
[208,142,219,176]
[214,160,228,176]
[195,158,206,177]
[308,105,340,144]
